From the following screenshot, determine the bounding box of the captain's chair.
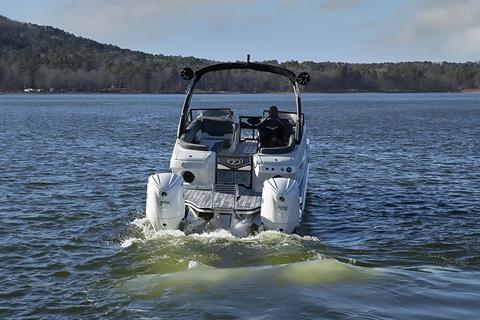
[257,106,295,154]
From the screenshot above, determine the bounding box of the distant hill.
[1,15,479,93]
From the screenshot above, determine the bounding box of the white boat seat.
[201,139,225,152]
[179,116,234,151]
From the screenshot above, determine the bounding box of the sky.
[1,0,479,63]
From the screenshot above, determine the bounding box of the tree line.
[1,15,480,93]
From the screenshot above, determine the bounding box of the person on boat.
[257,106,293,148]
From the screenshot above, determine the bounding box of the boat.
[145,56,311,235]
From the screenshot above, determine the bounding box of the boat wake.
[119,218,380,298]
[123,258,374,298]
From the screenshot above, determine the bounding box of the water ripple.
[1,93,479,319]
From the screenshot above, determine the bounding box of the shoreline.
[1,90,478,95]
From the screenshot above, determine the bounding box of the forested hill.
[1,14,480,93]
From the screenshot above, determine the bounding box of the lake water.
[1,93,479,319]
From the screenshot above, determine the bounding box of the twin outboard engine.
[146,173,185,231]
[146,174,301,234]
[261,177,301,233]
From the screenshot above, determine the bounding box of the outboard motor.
[146,173,185,231]
[261,177,300,233]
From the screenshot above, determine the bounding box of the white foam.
[189,229,236,241]
[121,237,144,248]
[122,217,321,247]
[130,217,185,239]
